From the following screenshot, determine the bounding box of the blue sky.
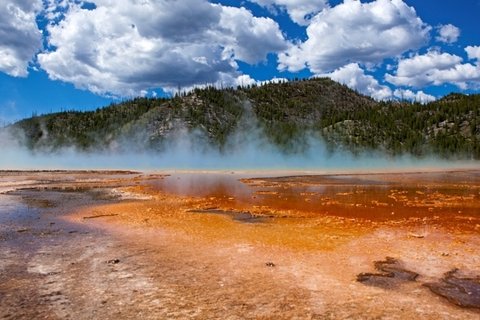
[0,0,479,124]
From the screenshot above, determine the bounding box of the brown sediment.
[82,213,119,220]
[424,269,480,309]
[66,169,480,254]
[357,257,419,288]
[72,191,369,251]
[187,208,268,223]
[2,169,480,318]
[0,170,165,195]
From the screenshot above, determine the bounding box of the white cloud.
[393,89,436,103]
[0,0,43,77]
[436,24,460,44]
[385,50,480,89]
[38,0,288,96]
[167,74,260,95]
[235,74,259,87]
[320,63,435,103]
[278,0,430,74]
[466,46,480,61]
[319,63,392,101]
[164,74,292,96]
[248,0,329,25]
[42,0,77,21]
[218,6,288,64]
[260,77,289,85]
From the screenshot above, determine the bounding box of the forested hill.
[4,78,480,159]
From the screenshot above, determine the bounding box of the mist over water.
[0,126,476,172]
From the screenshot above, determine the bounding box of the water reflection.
[145,172,480,224]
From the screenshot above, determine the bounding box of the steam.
[0,114,476,172]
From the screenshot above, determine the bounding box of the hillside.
[4,78,480,159]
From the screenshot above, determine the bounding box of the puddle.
[0,194,40,225]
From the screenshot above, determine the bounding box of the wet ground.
[1,170,480,319]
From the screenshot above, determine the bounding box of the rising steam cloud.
[0,114,474,172]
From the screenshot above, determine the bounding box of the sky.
[0,0,479,124]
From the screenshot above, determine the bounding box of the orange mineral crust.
[73,170,480,238]
[2,170,480,318]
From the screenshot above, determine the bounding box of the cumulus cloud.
[320,63,435,103]
[385,50,480,89]
[42,0,79,21]
[319,63,392,101]
[393,89,436,103]
[260,77,289,85]
[218,6,288,64]
[0,0,43,77]
[278,0,430,74]
[38,0,288,96]
[466,46,480,61]
[235,74,259,88]
[167,74,291,96]
[436,24,460,44]
[248,0,329,25]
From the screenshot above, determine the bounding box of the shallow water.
[0,194,39,226]
[145,171,480,228]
